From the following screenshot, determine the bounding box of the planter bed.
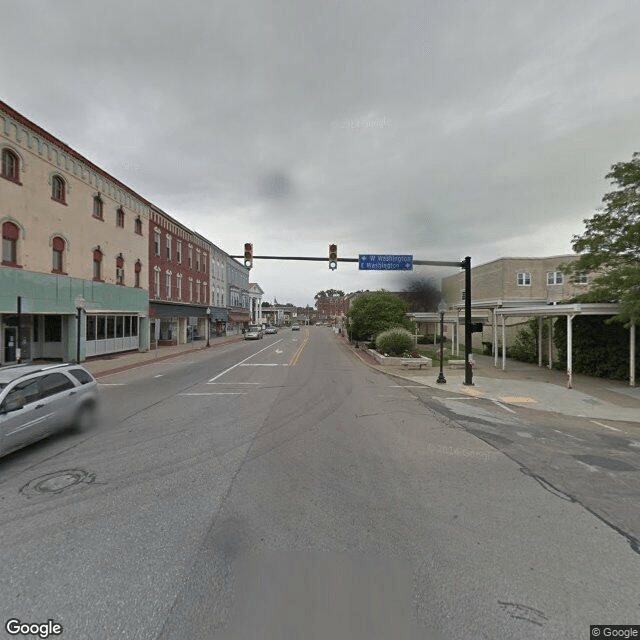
[368,349,432,368]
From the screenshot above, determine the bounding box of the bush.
[376,327,414,356]
[553,316,639,380]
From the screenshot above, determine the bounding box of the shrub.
[376,327,414,356]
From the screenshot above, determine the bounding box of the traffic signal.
[329,244,337,270]
[244,242,253,269]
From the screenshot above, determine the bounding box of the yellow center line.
[288,329,310,367]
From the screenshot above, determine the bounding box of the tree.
[347,291,414,340]
[565,152,640,324]
[401,277,442,312]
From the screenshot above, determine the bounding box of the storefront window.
[107,316,115,339]
[116,316,124,338]
[97,316,106,340]
[131,316,138,336]
[86,315,97,341]
[125,316,131,337]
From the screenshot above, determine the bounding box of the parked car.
[265,326,278,334]
[0,363,99,458]
[245,325,264,340]
[291,324,301,331]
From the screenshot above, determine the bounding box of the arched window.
[93,195,103,219]
[93,249,103,281]
[116,207,125,228]
[135,217,143,235]
[52,236,65,273]
[2,221,20,266]
[1,149,20,183]
[52,175,66,204]
[116,254,125,285]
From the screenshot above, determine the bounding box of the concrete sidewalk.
[83,333,243,378]
[342,336,640,422]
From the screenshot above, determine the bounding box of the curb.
[91,336,244,379]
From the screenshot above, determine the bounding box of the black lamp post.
[436,301,447,384]
[206,308,211,348]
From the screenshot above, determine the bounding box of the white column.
[567,315,574,389]
[501,315,506,370]
[494,311,499,367]
[538,317,543,367]
[493,309,497,360]
[631,321,636,387]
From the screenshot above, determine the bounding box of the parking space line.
[179,392,247,396]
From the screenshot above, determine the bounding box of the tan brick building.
[0,100,150,363]
[441,255,593,351]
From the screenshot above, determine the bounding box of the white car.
[291,324,300,331]
[0,363,99,458]
[244,325,264,340]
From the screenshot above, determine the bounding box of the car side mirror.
[3,396,26,413]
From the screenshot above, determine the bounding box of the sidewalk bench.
[401,358,429,369]
[448,359,466,368]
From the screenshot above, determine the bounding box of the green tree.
[347,291,414,340]
[564,152,640,324]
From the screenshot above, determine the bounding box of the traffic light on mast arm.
[329,244,337,270]
[244,243,253,269]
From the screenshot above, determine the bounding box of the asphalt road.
[1,327,639,639]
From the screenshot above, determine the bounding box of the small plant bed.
[368,349,432,368]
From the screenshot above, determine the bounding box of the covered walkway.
[494,303,636,388]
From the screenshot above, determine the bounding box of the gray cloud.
[3,0,640,304]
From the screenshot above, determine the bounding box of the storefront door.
[4,327,17,363]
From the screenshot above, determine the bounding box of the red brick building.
[317,295,350,320]
[148,205,211,345]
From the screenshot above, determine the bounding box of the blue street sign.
[359,254,413,270]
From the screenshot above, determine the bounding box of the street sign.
[358,254,413,271]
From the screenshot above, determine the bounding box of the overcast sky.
[4,0,640,306]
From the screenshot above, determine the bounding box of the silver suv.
[0,363,99,458]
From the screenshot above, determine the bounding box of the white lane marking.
[179,392,247,396]
[553,429,585,441]
[575,460,599,473]
[154,375,163,378]
[208,338,284,383]
[239,363,281,367]
[275,349,284,354]
[440,397,479,401]
[207,382,262,385]
[98,383,125,386]
[591,420,621,432]
[492,400,517,414]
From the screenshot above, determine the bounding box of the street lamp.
[436,301,447,384]
[206,308,211,348]
[74,295,86,363]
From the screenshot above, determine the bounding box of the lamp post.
[206,308,211,348]
[74,295,86,363]
[436,301,447,384]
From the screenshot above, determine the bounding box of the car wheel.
[73,403,96,433]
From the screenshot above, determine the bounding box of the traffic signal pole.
[230,252,474,385]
